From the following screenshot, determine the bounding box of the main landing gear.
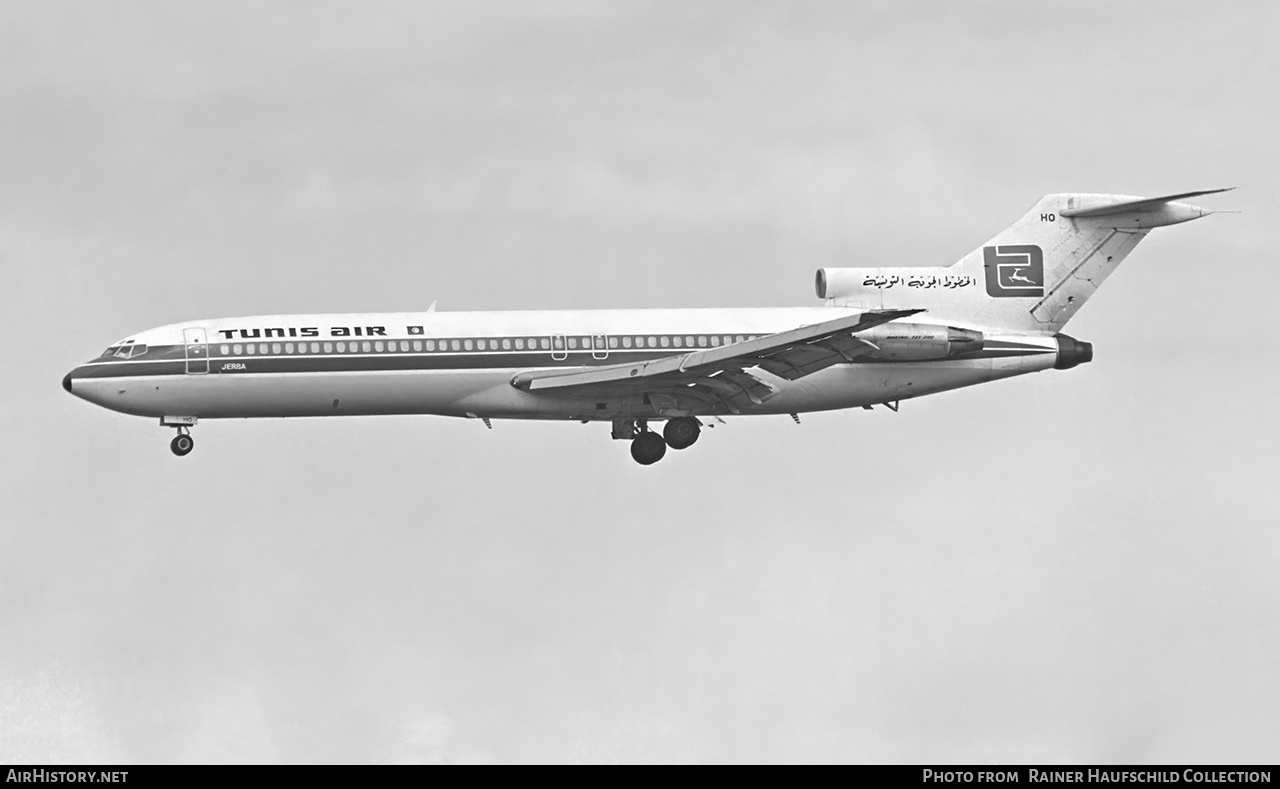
[620,417,702,465]
[630,431,666,465]
[663,416,700,450]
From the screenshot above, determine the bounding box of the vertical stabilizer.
[816,190,1226,333]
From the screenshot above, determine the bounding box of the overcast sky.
[2,0,1278,764]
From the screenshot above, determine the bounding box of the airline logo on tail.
[983,245,1044,297]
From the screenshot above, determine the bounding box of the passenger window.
[567,337,577,350]
[648,337,657,347]
[710,336,720,346]
[425,340,435,351]
[413,340,422,352]
[672,337,681,348]
[451,340,461,351]
[336,342,346,353]
[323,342,333,353]
[697,336,707,347]
[233,344,243,355]
[375,341,384,352]
[285,343,294,353]
[552,336,565,351]
[219,344,230,355]
[464,339,474,351]
[540,338,550,350]
[272,343,282,354]
[311,342,320,353]
[736,335,745,343]
[400,341,409,352]
[608,336,618,349]
[362,341,372,353]
[246,344,256,355]
[622,336,632,348]
[515,338,524,350]
[502,338,511,350]
[477,339,486,350]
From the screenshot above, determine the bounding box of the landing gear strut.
[170,428,194,457]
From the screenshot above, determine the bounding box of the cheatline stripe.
[71,345,1052,380]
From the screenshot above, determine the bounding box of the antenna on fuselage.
[426,300,437,313]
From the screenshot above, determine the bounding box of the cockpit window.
[112,342,148,359]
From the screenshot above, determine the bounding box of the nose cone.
[63,366,91,398]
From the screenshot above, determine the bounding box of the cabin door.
[591,333,609,360]
[183,328,209,374]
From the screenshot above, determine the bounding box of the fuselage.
[63,307,1062,423]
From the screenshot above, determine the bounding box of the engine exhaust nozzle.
[1054,334,1094,370]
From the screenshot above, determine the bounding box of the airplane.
[63,189,1227,465]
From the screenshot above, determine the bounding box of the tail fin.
[816,189,1228,333]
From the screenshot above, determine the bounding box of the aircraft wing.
[510,308,922,414]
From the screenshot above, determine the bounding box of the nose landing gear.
[168,427,193,458]
[161,416,198,457]
[170,429,194,457]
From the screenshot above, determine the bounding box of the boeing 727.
[63,189,1226,464]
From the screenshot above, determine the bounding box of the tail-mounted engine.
[858,323,984,361]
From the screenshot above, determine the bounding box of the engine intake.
[816,266,968,301]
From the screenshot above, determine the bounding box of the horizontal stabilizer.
[1059,188,1233,218]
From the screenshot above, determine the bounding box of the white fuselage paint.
[67,307,1060,422]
